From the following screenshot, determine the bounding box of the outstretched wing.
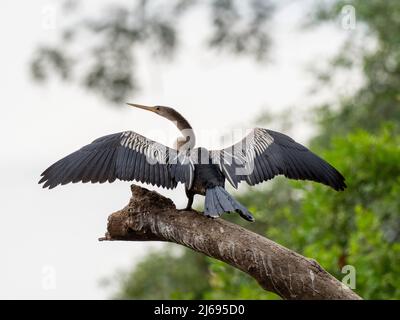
[39,131,194,189]
[210,128,346,190]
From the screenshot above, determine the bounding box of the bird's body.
[40,104,346,221]
[190,152,225,196]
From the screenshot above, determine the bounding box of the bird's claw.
[177,208,198,213]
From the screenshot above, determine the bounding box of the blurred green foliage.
[310,0,400,146]
[103,1,400,300]
[295,127,400,299]
[108,248,211,299]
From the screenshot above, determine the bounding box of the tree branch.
[99,185,361,300]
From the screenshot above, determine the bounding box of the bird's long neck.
[167,111,196,152]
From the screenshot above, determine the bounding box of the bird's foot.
[177,207,198,213]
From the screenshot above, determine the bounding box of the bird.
[39,103,346,222]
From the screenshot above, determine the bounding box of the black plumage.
[40,104,346,222]
[210,128,346,192]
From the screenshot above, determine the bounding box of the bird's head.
[127,103,178,122]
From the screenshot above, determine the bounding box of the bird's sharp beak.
[126,103,155,112]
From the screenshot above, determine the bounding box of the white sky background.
[0,0,351,299]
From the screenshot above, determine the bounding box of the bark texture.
[100,184,361,300]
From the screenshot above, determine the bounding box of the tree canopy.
[31,0,274,103]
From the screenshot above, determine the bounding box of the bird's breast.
[189,162,225,195]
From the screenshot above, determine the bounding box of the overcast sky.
[0,0,348,299]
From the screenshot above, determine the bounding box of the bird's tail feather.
[205,186,254,222]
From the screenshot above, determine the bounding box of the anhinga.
[39,104,346,221]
